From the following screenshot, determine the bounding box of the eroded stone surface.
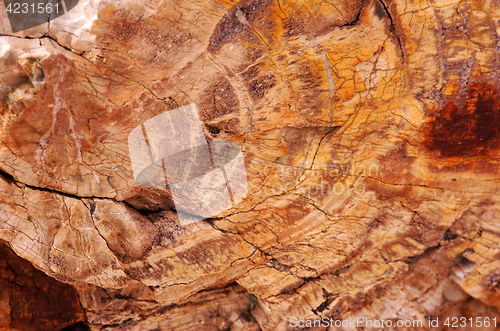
[0,0,500,330]
[0,241,86,330]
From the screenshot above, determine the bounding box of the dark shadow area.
[60,322,91,331]
[0,240,86,330]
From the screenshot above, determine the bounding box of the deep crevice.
[0,33,86,57]
[0,167,15,183]
[341,10,362,27]
[15,180,118,202]
[60,322,91,331]
[377,0,405,60]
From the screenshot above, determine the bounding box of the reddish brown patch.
[248,74,276,101]
[0,242,86,330]
[208,0,366,53]
[364,178,413,200]
[199,78,239,121]
[485,270,500,292]
[422,81,500,158]
[377,142,416,183]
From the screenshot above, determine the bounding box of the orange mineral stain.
[423,81,500,158]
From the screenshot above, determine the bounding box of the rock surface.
[0,0,500,330]
[0,241,86,330]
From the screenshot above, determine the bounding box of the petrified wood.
[1,0,500,330]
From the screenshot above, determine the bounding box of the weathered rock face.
[1,0,500,330]
[0,241,86,330]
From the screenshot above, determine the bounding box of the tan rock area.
[1,0,500,329]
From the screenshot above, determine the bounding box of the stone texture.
[0,0,500,330]
[0,241,85,330]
